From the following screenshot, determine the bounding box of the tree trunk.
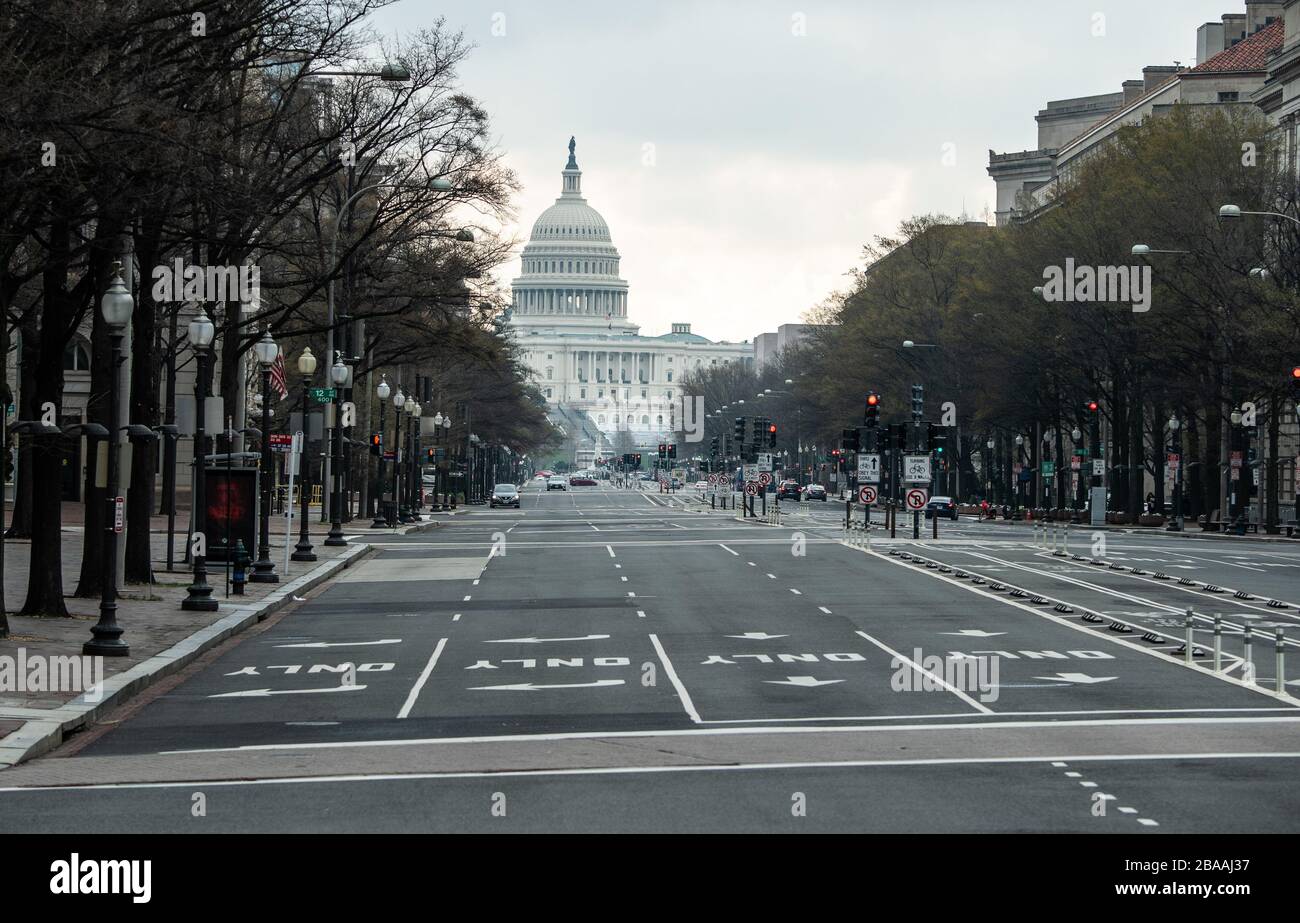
[73,276,110,598]
[125,227,161,583]
[6,311,39,539]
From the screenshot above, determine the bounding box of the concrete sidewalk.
[0,502,447,768]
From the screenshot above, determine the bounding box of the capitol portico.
[509,138,751,464]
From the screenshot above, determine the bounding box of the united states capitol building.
[509,138,752,465]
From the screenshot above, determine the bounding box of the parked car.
[569,476,597,486]
[491,483,521,508]
[547,476,568,491]
[803,483,828,501]
[776,480,802,501]
[925,496,959,520]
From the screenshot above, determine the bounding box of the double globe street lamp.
[182,308,219,612]
[84,267,134,656]
[251,329,280,583]
[292,348,318,561]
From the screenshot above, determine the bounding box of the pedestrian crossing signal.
[370,432,382,456]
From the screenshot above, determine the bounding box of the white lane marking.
[766,573,776,579]
[789,588,802,595]
[621,576,628,582]
[1051,761,1068,767]
[648,632,702,724]
[463,595,472,602]
[854,629,994,715]
[1137,818,1159,826]
[1118,807,1138,814]
[473,579,480,586]
[452,613,462,622]
[818,606,832,614]
[274,639,401,649]
[748,562,756,567]
[636,610,646,619]
[159,715,1300,755]
[863,548,1299,704]
[627,591,636,598]
[614,564,622,569]
[20,752,1300,793]
[1064,771,1081,778]
[398,638,448,719]
[1079,781,1097,788]
[719,544,739,556]
[209,685,367,699]
[607,544,616,557]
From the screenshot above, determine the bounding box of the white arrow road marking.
[763,676,844,687]
[1033,673,1118,684]
[484,634,611,644]
[726,632,790,640]
[274,639,402,649]
[940,630,1007,638]
[209,684,368,698]
[468,679,626,692]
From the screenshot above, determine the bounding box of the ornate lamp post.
[251,329,280,583]
[292,348,318,561]
[403,400,420,521]
[325,352,349,546]
[1071,427,1083,517]
[1014,434,1025,514]
[85,267,134,655]
[410,399,423,521]
[432,411,445,511]
[442,415,452,507]
[371,376,391,528]
[392,387,407,523]
[182,307,219,612]
[1167,415,1184,532]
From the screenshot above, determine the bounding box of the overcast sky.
[366,0,1240,342]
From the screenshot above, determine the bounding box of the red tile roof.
[1190,18,1284,73]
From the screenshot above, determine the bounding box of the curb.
[0,542,377,770]
[982,520,1300,544]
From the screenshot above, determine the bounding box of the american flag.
[269,348,288,401]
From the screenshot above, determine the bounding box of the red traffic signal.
[866,394,878,406]
[1291,366,1300,380]
[1086,400,1099,412]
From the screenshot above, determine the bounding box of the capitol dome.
[511,137,632,332]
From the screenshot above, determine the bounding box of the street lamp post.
[85,268,134,655]
[390,387,405,525]
[432,412,445,511]
[325,353,348,545]
[442,415,452,507]
[292,349,318,561]
[182,308,219,612]
[985,437,995,509]
[371,377,391,528]
[399,398,416,523]
[1167,415,1184,532]
[410,400,423,521]
[251,330,280,583]
[1071,426,1083,519]
[1014,434,1025,514]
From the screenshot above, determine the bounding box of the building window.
[597,414,605,425]
[598,389,604,398]
[546,367,553,379]
[63,340,91,371]
[641,415,649,425]
[666,370,673,382]
[657,415,663,425]
[580,388,586,399]
[545,388,553,398]
[666,390,673,399]
[1219,91,1240,103]
[641,389,647,399]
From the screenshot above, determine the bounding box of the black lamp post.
[182,307,219,612]
[292,348,318,561]
[391,386,406,524]
[251,329,280,582]
[84,267,134,656]
[411,399,423,521]
[325,352,348,546]
[372,376,391,528]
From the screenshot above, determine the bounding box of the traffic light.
[928,423,948,455]
[658,443,667,459]
[668,444,677,460]
[841,428,860,453]
[370,432,383,456]
[633,453,642,468]
[911,384,925,423]
[768,423,777,449]
[734,417,745,443]
[864,392,880,427]
[1291,366,1300,412]
[710,436,719,457]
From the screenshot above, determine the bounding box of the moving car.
[803,483,828,501]
[925,496,959,520]
[776,480,802,501]
[490,483,520,508]
[547,476,568,491]
[569,476,597,486]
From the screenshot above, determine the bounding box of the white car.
[694,481,708,490]
[547,476,568,491]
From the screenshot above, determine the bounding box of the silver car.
[491,483,520,508]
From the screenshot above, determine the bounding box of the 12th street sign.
[308,387,336,404]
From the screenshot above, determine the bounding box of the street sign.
[758,471,773,487]
[1041,461,1055,477]
[742,464,758,483]
[269,433,293,453]
[1092,459,1104,476]
[308,387,336,404]
[756,453,773,471]
[903,455,931,483]
[1070,458,1081,471]
[744,481,759,496]
[857,453,881,483]
[905,487,928,510]
[113,496,124,534]
[859,485,877,505]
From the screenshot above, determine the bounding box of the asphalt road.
[3,481,1299,832]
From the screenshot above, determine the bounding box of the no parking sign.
[905,487,928,510]
[859,485,877,505]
